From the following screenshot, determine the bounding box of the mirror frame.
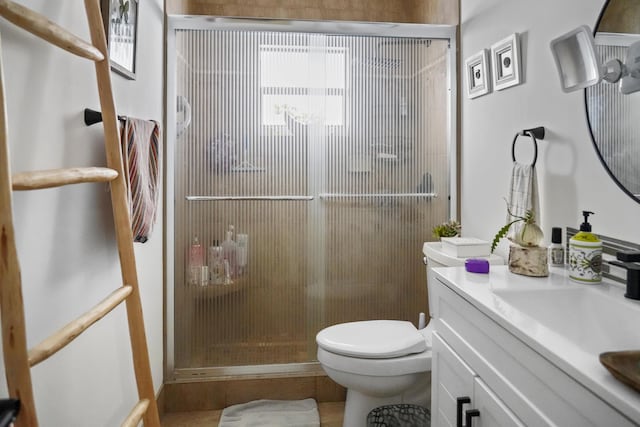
[584,0,640,205]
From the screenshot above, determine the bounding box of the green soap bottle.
[568,211,602,283]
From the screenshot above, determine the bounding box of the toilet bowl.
[317,320,433,426]
[316,241,504,427]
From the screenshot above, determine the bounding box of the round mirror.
[586,0,640,203]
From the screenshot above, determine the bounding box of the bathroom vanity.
[430,265,640,426]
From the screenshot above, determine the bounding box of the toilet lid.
[316,320,427,359]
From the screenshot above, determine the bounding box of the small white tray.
[440,237,491,258]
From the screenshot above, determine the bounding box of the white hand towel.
[506,161,540,240]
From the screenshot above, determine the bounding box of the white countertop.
[433,265,640,423]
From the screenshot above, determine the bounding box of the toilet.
[316,241,504,426]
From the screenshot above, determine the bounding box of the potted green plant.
[432,220,461,240]
[491,205,543,253]
[492,201,547,277]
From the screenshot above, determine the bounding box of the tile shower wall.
[167,0,458,25]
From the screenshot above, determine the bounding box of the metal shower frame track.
[165,15,457,381]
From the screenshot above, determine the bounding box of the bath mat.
[218,398,320,427]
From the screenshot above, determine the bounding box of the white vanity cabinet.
[430,273,638,427]
[432,331,523,427]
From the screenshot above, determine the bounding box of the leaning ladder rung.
[0,0,104,61]
[28,285,132,367]
[12,167,118,190]
[121,399,150,427]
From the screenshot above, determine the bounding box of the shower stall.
[166,18,456,379]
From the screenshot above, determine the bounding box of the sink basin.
[493,287,640,354]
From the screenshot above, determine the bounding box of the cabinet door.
[473,377,524,427]
[432,332,476,427]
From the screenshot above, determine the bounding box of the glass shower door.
[169,22,454,375]
[314,35,450,332]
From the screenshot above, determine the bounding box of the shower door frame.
[165,16,457,381]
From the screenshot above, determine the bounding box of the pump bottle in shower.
[222,225,238,278]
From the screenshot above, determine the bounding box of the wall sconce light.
[550,25,640,94]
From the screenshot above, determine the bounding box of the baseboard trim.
[156,384,165,418]
[170,361,325,383]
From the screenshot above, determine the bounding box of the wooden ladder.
[0,1,161,426]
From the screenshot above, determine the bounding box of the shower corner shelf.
[190,278,247,299]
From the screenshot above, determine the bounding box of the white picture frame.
[491,33,521,91]
[465,49,491,99]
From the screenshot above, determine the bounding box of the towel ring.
[512,126,545,167]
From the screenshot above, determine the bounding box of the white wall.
[0,1,164,425]
[460,0,640,254]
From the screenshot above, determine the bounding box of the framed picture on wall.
[465,49,491,99]
[101,0,139,80]
[491,33,521,91]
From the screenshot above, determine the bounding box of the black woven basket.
[366,404,431,427]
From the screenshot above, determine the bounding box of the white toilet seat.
[316,320,427,358]
[316,320,433,377]
[317,346,432,377]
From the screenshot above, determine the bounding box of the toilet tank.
[422,242,505,317]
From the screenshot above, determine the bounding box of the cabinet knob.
[456,397,471,427]
[465,409,480,426]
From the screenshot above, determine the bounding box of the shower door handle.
[319,192,437,199]
[186,195,314,201]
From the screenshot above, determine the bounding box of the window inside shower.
[260,46,346,126]
[167,19,455,377]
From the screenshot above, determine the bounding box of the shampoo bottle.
[236,233,248,276]
[188,236,204,285]
[208,245,224,285]
[568,211,602,283]
[221,225,238,278]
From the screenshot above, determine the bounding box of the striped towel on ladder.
[120,117,162,243]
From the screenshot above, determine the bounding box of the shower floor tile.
[161,401,344,426]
